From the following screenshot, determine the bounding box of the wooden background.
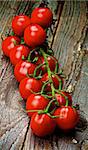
[0,0,88,150]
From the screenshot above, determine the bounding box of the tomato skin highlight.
[54,106,79,131]
[30,113,56,137]
[19,77,42,100]
[55,91,72,106]
[10,45,30,66]
[12,15,31,36]
[31,7,53,28]
[2,36,20,57]
[24,24,46,47]
[26,94,49,117]
[14,60,37,82]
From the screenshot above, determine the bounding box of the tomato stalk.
[40,49,55,97]
[51,72,63,90]
[55,62,59,73]
[41,94,53,99]
[33,63,45,77]
[41,80,50,94]
[47,113,62,119]
[44,99,56,113]
[26,99,55,115]
[27,49,36,62]
[29,89,41,95]
[40,49,63,98]
[38,99,62,119]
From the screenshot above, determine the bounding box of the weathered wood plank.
[52,1,88,149]
[0,1,31,150]
[22,1,88,150]
[0,1,88,150]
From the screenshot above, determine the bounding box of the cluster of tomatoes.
[2,6,79,137]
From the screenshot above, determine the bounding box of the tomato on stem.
[36,55,58,74]
[30,113,56,137]
[12,15,31,36]
[2,36,20,57]
[54,106,79,131]
[19,77,42,99]
[31,7,53,28]
[24,24,46,47]
[10,45,30,66]
[55,91,72,106]
[14,60,37,82]
[26,94,49,117]
[41,73,63,92]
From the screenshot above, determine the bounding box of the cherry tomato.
[14,60,37,82]
[36,56,57,74]
[31,7,53,28]
[24,24,46,47]
[10,45,30,66]
[2,36,20,57]
[12,15,31,36]
[55,91,72,106]
[41,73,63,92]
[54,106,79,131]
[30,113,56,137]
[19,77,42,99]
[26,94,49,117]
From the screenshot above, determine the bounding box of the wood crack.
[66,25,87,92]
[51,2,64,48]
[20,121,30,150]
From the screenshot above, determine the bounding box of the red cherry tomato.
[2,36,20,57]
[55,91,72,106]
[26,94,49,117]
[10,45,30,66]
[31,7,53,28]
[36,56,57,74]
[14,60,37,82]
[30,113,56,137]
[12,15,31,36]
[41,73,63,92]
[19,77,42,99]
[24,24,46,47]
[54,106,79,131]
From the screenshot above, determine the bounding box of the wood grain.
[0,1,88,150]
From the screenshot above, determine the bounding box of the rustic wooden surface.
[0,1,88,150]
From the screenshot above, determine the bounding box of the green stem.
[51,72,63,90]
[51,83,55,96]
[47,113,62,119]
[27,48,36,62]
[29,89,41,95]
[40,49,55,97]
[44,99,56,113]
[33,63,45,77]
[41,80,50,94]
[55,62,59,73]
[41,93,53,99]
